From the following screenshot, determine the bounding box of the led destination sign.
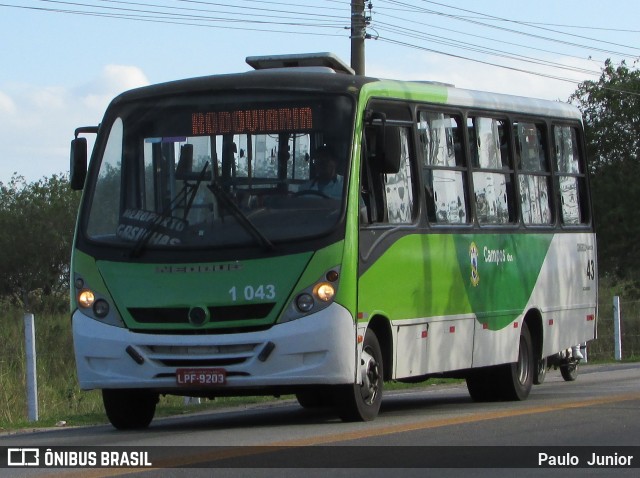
[191,106,314,136]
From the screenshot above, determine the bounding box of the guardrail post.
[24,312,39,421]
[613,296,622,361]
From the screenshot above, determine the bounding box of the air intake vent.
[129,303,275,324]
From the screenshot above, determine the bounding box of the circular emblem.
[469,242,480,287]
[188,306,209,326]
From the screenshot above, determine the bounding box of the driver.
[302,145,344,199]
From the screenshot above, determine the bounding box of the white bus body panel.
[73,303,356,390]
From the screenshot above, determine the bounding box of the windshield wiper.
[129,162,209,258]
[207,181,275,252]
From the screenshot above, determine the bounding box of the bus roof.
[108,53,581,122]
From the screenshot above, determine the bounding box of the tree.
[569,60,640,281]
[0,174,81,310]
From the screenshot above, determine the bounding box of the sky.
[0,0,638,183]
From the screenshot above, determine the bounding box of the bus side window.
[515,121,553,225]
[383,127,415,224]
[361,125,416,225]
[553,125,588,225]
[360,126,385,223]
[418,111,468,224]
[469,116,516,225]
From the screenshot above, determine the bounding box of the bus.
[69,52,597,429]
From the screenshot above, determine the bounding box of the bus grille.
[144,343,259,368]
[128,303,276,324]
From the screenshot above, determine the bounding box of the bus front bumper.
[72,303,357,391]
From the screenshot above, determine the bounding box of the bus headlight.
[296,293,315,312]
[314,282,335,302]
[93,299,110,318]
[281,267,340,322]
[78,289,95,308]
[73,274,125,327]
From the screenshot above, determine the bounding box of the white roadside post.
[24,312,39,421]
[613,296,622,361]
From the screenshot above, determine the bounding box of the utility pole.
[350,0,366,75]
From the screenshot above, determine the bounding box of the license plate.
[176,368,227,386]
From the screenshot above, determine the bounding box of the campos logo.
[469,242,480,287]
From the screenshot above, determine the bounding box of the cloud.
[0,91,16,114]
[0,65,149,183]
[367,51,595,102]
[79,65,149,110]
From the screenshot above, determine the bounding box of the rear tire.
[534,356,547,385]
[334,329,383,421]
[466,368,501,402]
[466,322,533,402]
[501,322,534,400]
[102,389,158,430]
[560,362,579,381]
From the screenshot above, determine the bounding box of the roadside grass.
[2,281,639,432]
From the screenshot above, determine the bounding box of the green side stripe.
[359,233,553,331]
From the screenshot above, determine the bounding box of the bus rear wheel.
[466,322,533,402]
[560,362,579,381]
[534,356,547,385]
[501,322,534,400]
[102,389,158,430]
[334,329,383,422]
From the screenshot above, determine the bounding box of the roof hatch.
[246,52,356,75]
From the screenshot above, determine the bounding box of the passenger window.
[515,122,552,225]
[554,125,588,225]
[468,116,515,225]
[384,127,415,224]
[418,111,468,224]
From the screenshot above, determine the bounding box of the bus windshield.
[84,93,354,251]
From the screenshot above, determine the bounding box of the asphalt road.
[1,362,639,477]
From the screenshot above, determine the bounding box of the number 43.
[586,259,595,281]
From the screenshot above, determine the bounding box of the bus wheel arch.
[506,320,534,400]
[333,322,387,422]
[467,320,534,402]
[523,310,546,385]
[366,315,393,381]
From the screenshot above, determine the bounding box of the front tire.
[334,329,383,421]
[295,387,333,409]
[102,389,158,430]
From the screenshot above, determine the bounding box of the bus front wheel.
[334,329,383,422]
[102,389,158,430]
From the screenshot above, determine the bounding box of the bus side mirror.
[70,137,88,190]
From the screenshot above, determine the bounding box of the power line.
[377,0,639,58]
[1,0,637,92]
[412,0,640,54]
[377,35,640,97]
[0,1,349,32]
[373,18,602,76]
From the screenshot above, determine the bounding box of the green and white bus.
[70,53,597,429]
